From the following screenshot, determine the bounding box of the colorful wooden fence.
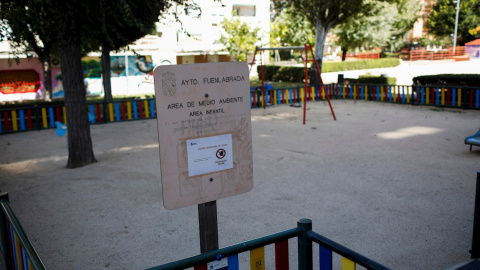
[249,84,480,110]
[1,85,479,134]
[0,193,45,270]
[0,99,156,134]
[147,219,390,270]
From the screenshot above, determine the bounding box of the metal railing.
[0,192,46,270]
[147,219,390,270]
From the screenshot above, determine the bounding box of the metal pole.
[298,218,313,270]
[471,171,480,258]
[0,192,12,270]
[453,0,460,55]
[198,201,219,253]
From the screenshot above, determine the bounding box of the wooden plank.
[250,247,265,270]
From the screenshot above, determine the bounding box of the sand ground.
[1,99,479,270]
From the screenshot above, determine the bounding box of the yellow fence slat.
[342,257,356,270]
[144,100,149,118]
[458,89,462,107]
[63,107,67,124]
[108,103,114,122]
[127,101,132,120]
[250,247,265,270]
[11,110,18,131]
[41,108,48,128]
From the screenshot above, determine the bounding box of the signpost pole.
[198,201,219,253]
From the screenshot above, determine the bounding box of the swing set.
[249,44,336,124]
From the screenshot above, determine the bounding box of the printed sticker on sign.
[186,134,233,177]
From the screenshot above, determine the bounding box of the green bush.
[413,74,480,87]
[258,58,401,82]
[346,75,397,85]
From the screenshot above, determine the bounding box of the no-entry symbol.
[216,149,226,159]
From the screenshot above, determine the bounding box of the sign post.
[153,62,253,259]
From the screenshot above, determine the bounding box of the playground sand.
[0,100,479,270]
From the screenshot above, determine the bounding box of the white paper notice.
[186,134,233,177]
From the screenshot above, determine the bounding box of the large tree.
[0,0,58,100]
[426,0,480,45]
[219,14,262,61]
[273,0,365,77]
[334,0,421,61]
[270,8,315,48]
[1,0,184,168]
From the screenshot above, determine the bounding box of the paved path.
[321,59,480,85]
[1,100,479,269]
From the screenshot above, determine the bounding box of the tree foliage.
[0,0,59,99]
[219,14,262,61]
[426,0,480,45]
[334,0,421,60]
[270,8,315,47]
[0,0,184,168]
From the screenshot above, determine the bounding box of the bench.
[465,129,480,151]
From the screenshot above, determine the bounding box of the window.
[232,5,255,16]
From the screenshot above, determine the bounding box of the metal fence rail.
[0,192,46,270]
[147,219,391,270]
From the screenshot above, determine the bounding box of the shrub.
[257,58,401,82]
[413,74,480,87]
[346,75,397,85]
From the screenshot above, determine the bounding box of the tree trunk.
[101,45,113,102]
[311,19,330,85]
[42,58,53,101]
[341,47,347,61]
[58,17,96,168]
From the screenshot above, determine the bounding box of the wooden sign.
[154,62,253,210]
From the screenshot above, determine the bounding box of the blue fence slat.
[0,112,3,133]
[48,107,54,127]
[388,86,392,102]
[149,99,155,118]
[22,247,28,270]
[10,225,19,270]
[376,86,380,101]
[133,101,138,119]
[360,86,364,100]
[475,89,480,108]
[319,245,332,270]
[227,254,239,270]
[89,105,95,123]
[277,89,282,104]
[349,85,353,99]
[289,89,293,103]
[436,87,440,105]
[452,88,456,107]
[19,110,25,131]
[420,87,425,104]
[115,103,120,121]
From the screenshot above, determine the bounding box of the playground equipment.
[54,112,95,137]
[465,129,480,151]
[249,44,336,124]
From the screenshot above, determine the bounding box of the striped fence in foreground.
[147,219,390,270]
[0,192,46,270]
[1,84,479,134]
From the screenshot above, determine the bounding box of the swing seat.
[465,129,480,151]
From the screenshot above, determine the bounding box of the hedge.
[413,74,480,87]
[258,58,401,82]
[346,75,397,85]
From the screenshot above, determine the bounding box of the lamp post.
[453,0,460,55]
